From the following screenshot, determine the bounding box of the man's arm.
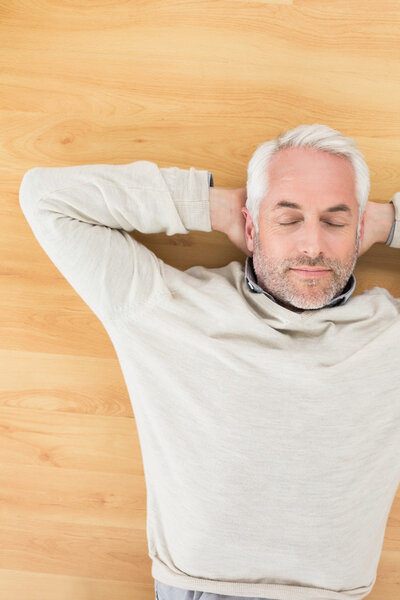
[210,186,251,256]
[19,161,213,321]
[357,200,393,257]
[358,197,398,256]
[380,202,396,244]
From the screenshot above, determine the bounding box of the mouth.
[291,268,331,279]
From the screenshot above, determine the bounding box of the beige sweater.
[19,161,400,600]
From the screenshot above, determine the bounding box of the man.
[19,124,399,600]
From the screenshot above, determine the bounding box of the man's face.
[242,147,365,313]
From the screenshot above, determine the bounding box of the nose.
[296,222,326,259]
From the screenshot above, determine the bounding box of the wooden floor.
[2,1,400,599]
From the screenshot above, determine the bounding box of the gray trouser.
[155,579,277,600]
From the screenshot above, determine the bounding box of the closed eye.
[280,222,345,227]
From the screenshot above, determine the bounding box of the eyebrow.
[272,200,353,215]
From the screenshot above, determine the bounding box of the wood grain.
[1,1,399,598]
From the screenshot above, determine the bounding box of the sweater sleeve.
[19,161,212,321]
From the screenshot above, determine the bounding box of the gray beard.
[252,232,359,311]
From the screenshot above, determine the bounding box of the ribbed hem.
[151,556,375,600]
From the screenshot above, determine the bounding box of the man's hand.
[210,187,251,256]
[210,187,396,258]
[358,200,395,257]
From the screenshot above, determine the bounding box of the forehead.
[268,146,355,180]
[265,147,357,205]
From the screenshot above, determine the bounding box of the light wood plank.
[1,1,399,598]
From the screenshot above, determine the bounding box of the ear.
[241,206,256,253]
[356,211,366,257]
[359,211,366,240]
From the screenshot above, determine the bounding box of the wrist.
[377,202,395,244]
[209,187,237,234]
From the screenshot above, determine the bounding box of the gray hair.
[246,123,370,236]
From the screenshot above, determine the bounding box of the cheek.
[259,229,292,254]
[255,236,293,269]
[334,232,357,252]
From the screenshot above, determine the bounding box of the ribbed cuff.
[386,193,400,248]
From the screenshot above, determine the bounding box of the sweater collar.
[244,255,356,310]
